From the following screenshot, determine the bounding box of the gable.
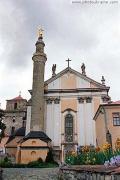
[5,136,23,147]
[48,78,60,89]
[76,75,90,88]
[46,69,102,90]
[28,67,109,94]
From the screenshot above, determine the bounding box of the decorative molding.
[54,98,60,104]
[78,97,84,103]
[86,97,92,103]
[101,96,110,103]
[61,108,77,113]
[46,97,60,104]
[78,96,92,103]
[46,98,53,104]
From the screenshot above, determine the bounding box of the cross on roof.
[66,58,71,68]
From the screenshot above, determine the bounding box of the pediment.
[45,67,108,90]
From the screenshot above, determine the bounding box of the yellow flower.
[82,146,90,153]
[102,143,111,151]
[95,146,100,152]
[115,138,120,150]
[71,151,77,157]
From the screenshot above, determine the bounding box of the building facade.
[26,63,110,161]
[4,94,27,135]
[94,102,120,149]
[3,32,112,163]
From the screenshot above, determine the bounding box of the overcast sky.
[0,0,120,109]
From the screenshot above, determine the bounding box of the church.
[4,29,111,163]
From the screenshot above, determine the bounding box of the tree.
[45,148,54,163]
[0,109,6,142]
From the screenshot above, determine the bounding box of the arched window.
[31,151,36,155]
[65,114,73,142]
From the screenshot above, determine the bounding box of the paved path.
[2,168,59,180]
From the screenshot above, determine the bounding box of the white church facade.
[3,30,111,163]
[26,64,110,161]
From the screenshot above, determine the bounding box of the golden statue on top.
[37,27,44,38]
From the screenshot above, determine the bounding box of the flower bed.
[65,142,120,166]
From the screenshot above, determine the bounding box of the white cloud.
[0,0,120,108]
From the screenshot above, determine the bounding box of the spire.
[30,28,47,132]
[35,27,45,54]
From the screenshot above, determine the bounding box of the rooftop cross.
[37,27,44,38]
[66,58,71,68]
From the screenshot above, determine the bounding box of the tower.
[15,30,51,164]
[30,29,47,131]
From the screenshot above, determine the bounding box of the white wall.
[48,78,60,89]
[46,103,53,140]
[77,102,85,146]
[53,103,61,146]
[77,76,90,88]
[85,102,94,145]
[77,100,96,146]
[46,102,61,146]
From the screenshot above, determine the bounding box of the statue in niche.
[81,63,86,76]
[52,64,56,76]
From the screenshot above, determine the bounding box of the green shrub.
[45,148,54,163]
[37,157,43,163]
[27,160,40,167]
[0,159,12,168]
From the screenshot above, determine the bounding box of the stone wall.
[60,165,120,180]
[1,168,59,180]
[4,111,26,135]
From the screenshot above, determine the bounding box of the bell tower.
[30,28,47,131]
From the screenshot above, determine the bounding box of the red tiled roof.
[111,100,120,104]
[7,95,26,101]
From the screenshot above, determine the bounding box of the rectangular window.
[113,113,120,126]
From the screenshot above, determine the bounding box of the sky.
[0,0,120,109]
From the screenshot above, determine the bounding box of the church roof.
[6,127,25,144]
[20,131,51,143]
[7,95,27,101]
[44,67,109,89]
[111,100,120,104]
[28,67,109,95]
[14,127,26,136]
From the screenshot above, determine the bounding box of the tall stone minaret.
[30,28,47,131]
